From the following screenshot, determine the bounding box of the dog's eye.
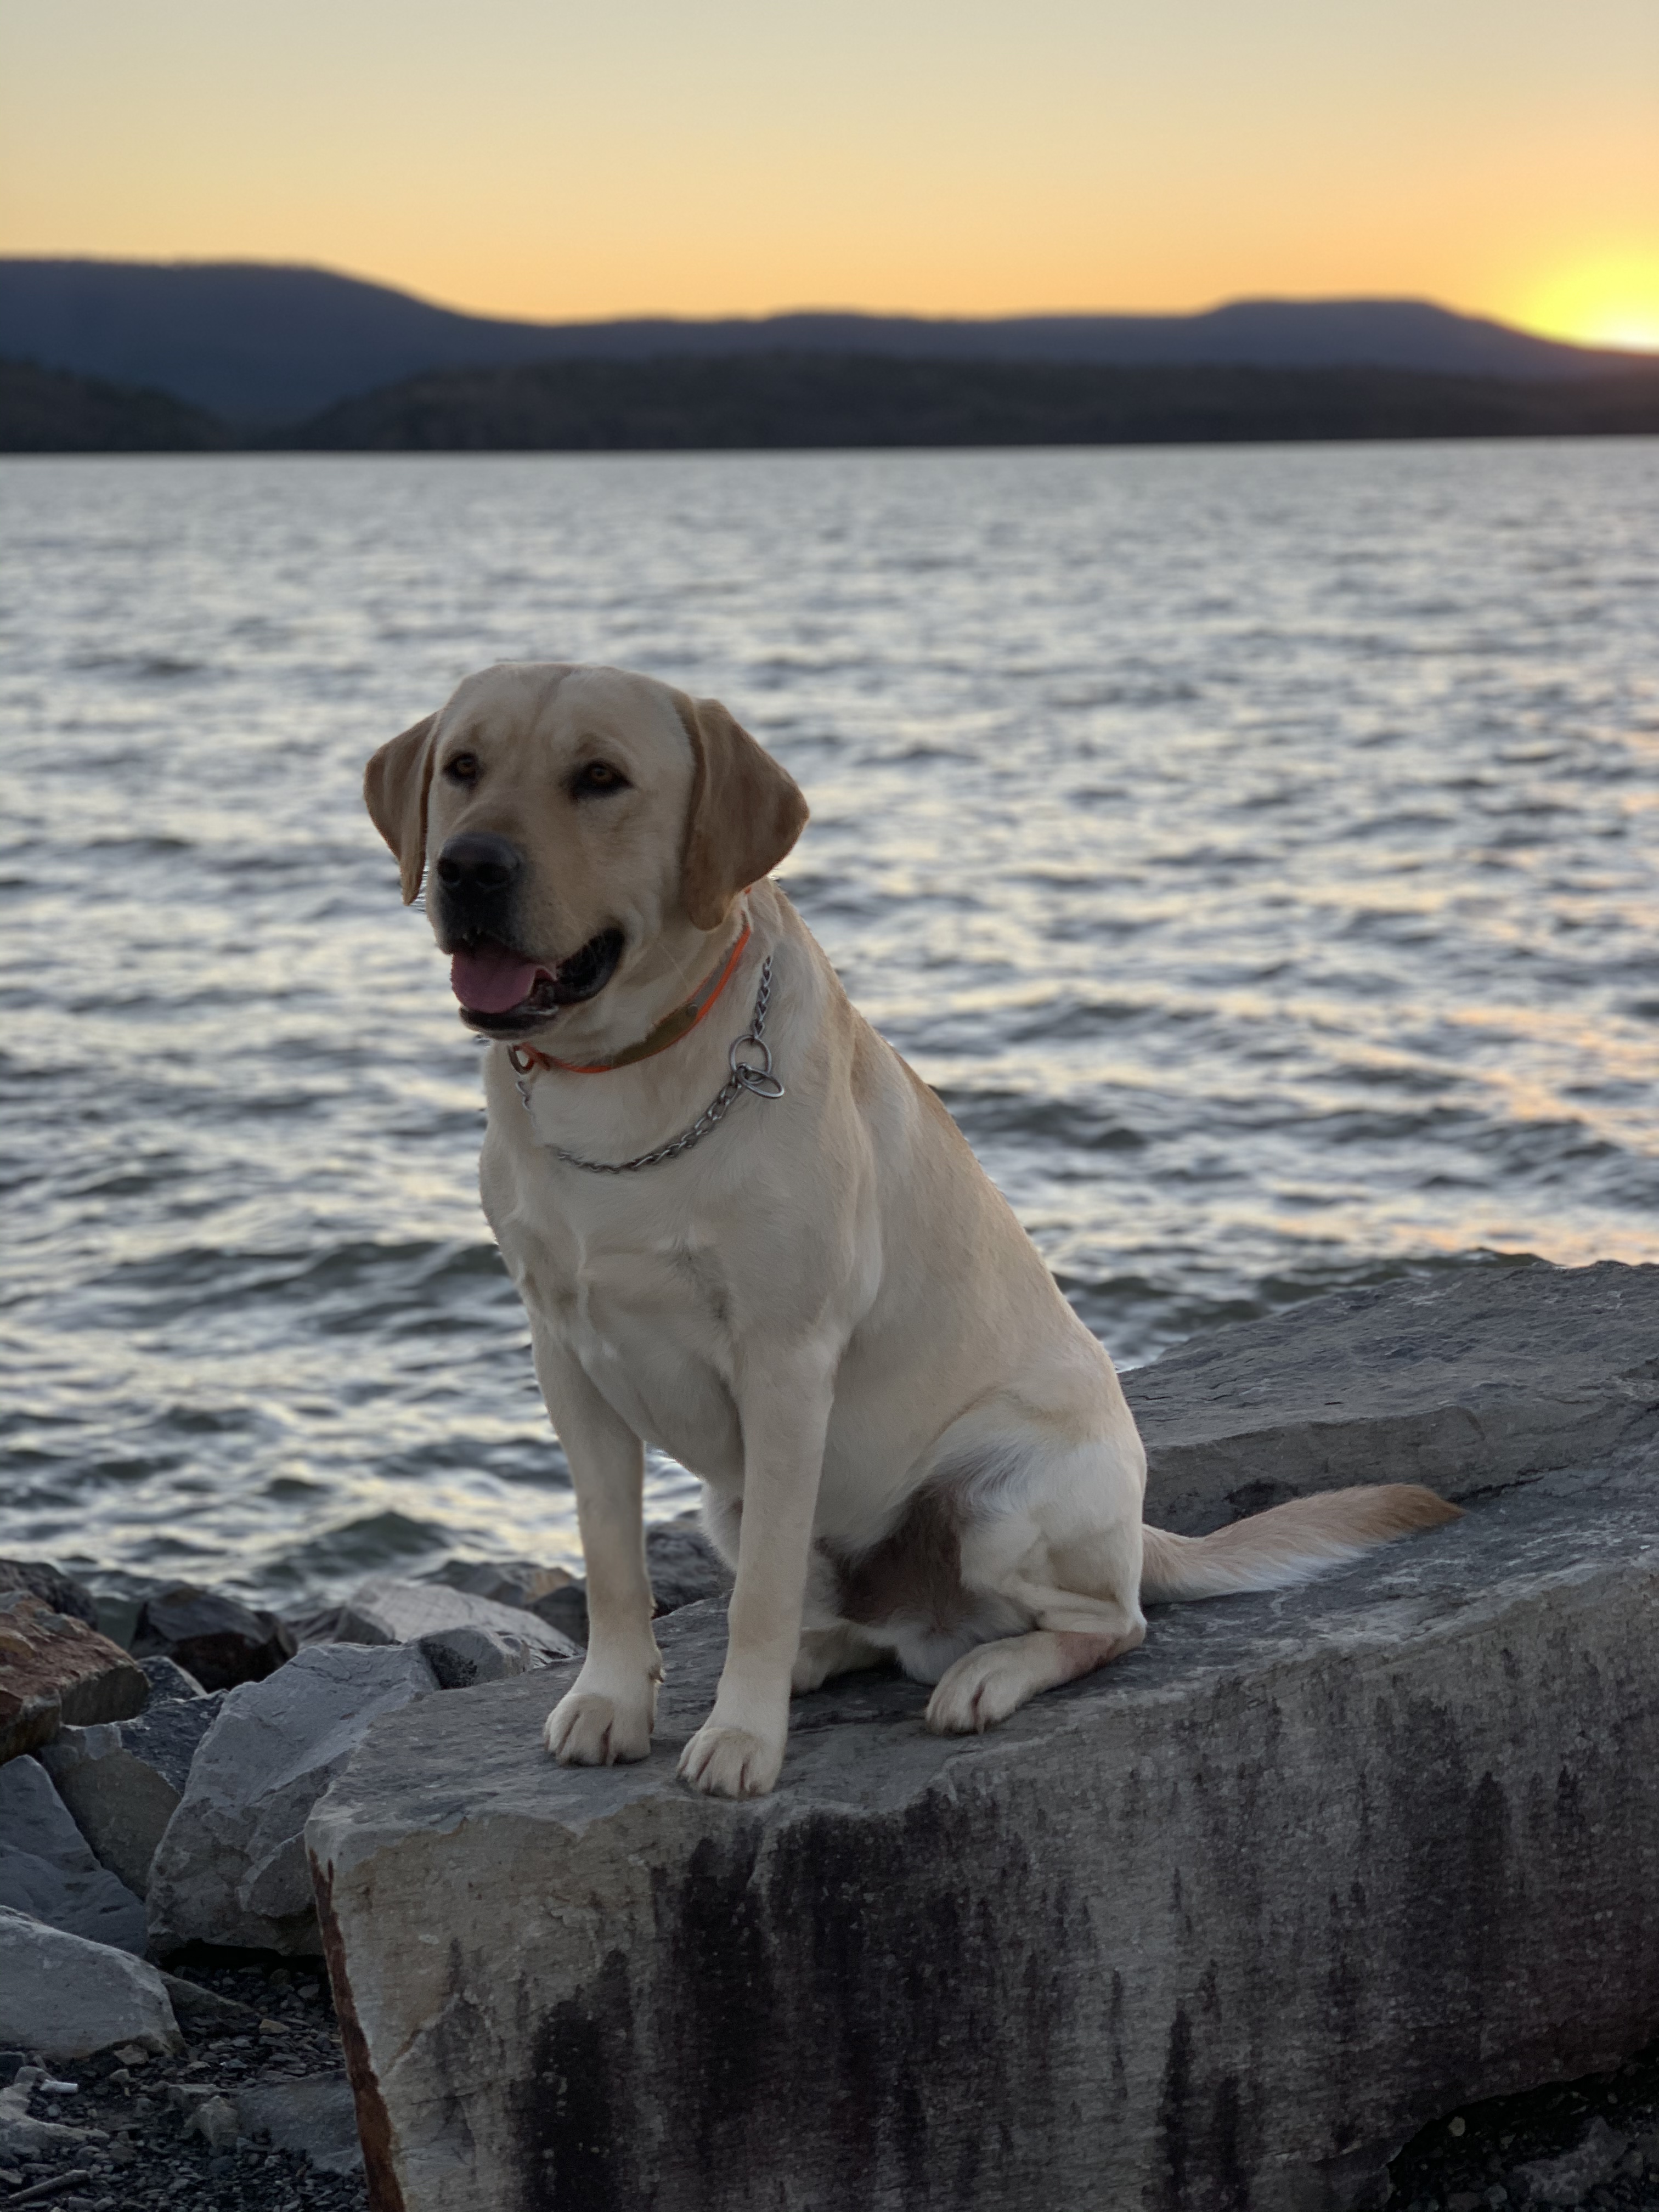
[573,761,628,797]
[444,752,481,785]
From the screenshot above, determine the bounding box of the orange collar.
[506,922,752,1078]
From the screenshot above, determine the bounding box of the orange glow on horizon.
[1515,251,1659,354]
[0,0,1654,351]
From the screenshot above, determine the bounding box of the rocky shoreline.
[0,1521,732,2208]
[3,1261,1656,2209]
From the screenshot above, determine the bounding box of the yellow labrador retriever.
[365,662,1457,1799]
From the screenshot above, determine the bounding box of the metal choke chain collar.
[512,955,785,1173]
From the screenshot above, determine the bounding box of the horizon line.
[7,252,1657,359]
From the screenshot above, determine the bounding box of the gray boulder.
[0,1907,180,2062]
[237,2074,364,2175]
[308,1260,1659,2212]
[0,1754,146,1953]
[147,1641,438,1956]
[425,1558,577,1612]
[415,1624,552,1689]
[131,1583,296,1692]
[40,1694,227,1896]
[137,1655,207,1703]
[1123,1257,1659,1531]
[335,1575,580,1663]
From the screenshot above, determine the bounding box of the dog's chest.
[501,1197,745,1477]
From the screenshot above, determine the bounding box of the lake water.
[3,444,1656,1613]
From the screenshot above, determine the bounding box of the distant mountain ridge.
[8,348,1658,455]
[1,258,1650,426]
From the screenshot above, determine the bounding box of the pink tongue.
[450,946,544,1013]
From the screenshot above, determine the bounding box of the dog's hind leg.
[925,1503,1147,1734]
[924,1598,1144,1734]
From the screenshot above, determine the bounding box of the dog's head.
[364,663,807,1041]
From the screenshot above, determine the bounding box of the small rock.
[131,1586,295,1693]
[644,1519,732,1614]
[335,1575,579,1662]
[163,2080,218,2113]
[145,1641,438,1955]
[0,2063,95,2161]
[529,1581,589,1646]
[0,1757,146,1953]
[236,2074,363,2174]
[0,1593,148,1763]
[157,1973,258,2029]
[184,2093,239,2148]
[426,1558,575,1610]
[416,1622,557,1689]
[0,1562,99,1629]
[284,1604,346,1647]
[135,1657,206,1704]
[0,1910,181,2062]
[1511,2118,1629,2206]
[39,1696,226,1897]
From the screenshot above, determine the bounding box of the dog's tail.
[1139,1483,1461,1602]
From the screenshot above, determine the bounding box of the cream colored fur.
[365,662,1460,1799]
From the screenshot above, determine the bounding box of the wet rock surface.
[311,1261,1659,2212]
[0,1955,368,2212]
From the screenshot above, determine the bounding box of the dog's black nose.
[436,833,522,894]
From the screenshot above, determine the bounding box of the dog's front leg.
[533,1335,662,1767]
[678,1355,833,1800]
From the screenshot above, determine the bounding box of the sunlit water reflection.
[2,445,1655,1610]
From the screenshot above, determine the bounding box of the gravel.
[0,1959,365,2212]
[1391,2035,1659,2211]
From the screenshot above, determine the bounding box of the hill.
[1,258,1651,427]
[0,356,227,452]
[277,353,1659,452]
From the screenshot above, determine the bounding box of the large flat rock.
[1124,1259,1658,1532]
[307,1263,1659,2212]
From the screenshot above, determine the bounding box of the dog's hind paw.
[544,1688,653,1766]
[678,1722,782,1798]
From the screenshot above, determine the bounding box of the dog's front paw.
[677,1722,783,1799]
[544,1685,654,1767]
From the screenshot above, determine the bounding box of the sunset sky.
[2,0,1655,348]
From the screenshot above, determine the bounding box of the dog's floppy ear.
[677,696,808,930]
[364,714,438,904]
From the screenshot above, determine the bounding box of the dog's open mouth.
[449,928,625,1034]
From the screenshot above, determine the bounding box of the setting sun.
[1519,251,1659,353]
